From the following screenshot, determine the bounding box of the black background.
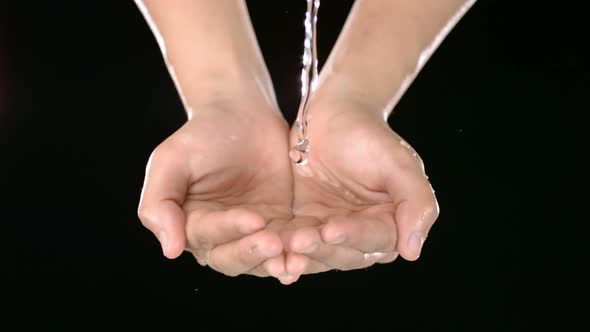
[0,1,587,330]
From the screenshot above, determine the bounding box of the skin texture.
[315,0,477,117]
[135,0,475,283]
[283,98,438,276]
[138,99,294,280]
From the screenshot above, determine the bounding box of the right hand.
[283,97,439,276]
[138,99,293,280]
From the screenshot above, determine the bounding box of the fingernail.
[327,234,345,245]
[408,232,426,259]
[158,231,168,256]
[302,243,319,254]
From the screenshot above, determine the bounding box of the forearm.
[315,0,476,119]
[135,0,277,117]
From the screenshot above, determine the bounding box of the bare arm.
[315,0,476,119]
[286,0,477,265]
[135,0,278,118]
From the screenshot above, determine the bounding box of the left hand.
[138,99,294,281]
[283,98,440,277]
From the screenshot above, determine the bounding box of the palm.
[177,103,292,223]
[292,107,403,221]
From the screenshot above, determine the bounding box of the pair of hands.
[138,96,438,285]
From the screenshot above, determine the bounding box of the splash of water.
[290,0,320,166]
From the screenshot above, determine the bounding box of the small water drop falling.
[290,0,320,165]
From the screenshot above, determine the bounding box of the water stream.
[289,0,320,165]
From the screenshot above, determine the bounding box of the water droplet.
[400,139,412,149]
[290,138,309,165]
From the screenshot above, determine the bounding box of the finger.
[320,214,397,253]
[376,251,400,264]
[246,219,293,283]
[184,247,209,267]
[185,208,266,250]
[286,226,370,272]
[386,172,439,261]
[207,229,283,277]
[247,255,286,279]
[138,146,189,259]
[285,252,331,276]
[282,224,332,276]
[248,256,301,286]
[285,251,397,277]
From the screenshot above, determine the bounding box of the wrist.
[163,55,278,119]
[311,70,401,122]
[308,85,389,126]
[180,85,282,124]
[137,0,278,115]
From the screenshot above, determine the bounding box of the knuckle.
[148,142,180,168]
[426,193,440,220]
[393,142,427,176]
[150,143,170,161]
[137,205,154,226]
[419,192,440,227]
[395,144,420,170]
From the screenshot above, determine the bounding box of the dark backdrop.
[0,1,587,329]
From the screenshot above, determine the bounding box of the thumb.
[138,145,189,259]
[394,195,439,261]
[386,171,439,262]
